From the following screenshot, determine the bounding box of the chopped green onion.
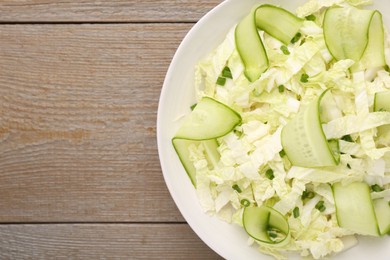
[293,207,300,218]
[279,149,286,157]
[240,199,251,207]
[384,64,390,72]
[280,45,290,55]
[307,191,315,199]
[302,190,315,200]
[222,66,233,79]
[291,32,302,44]
[315,201,324,208]
[347,163,351,169]
[268,232,278,239]
[341,135,353,142]
[234,129,243,138]
[266,227,285,242]
[216,76,226,86]
[265,169,275,180]
[305,14,316,21]
[232,184,242,193]
[278,85,285,93]
[315,201,326,212]
[371,184,384,192]
[300,73,309,83]
[190,103,197,110]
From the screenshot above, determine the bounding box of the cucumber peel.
[281,90,340,167]
[243,206,290,246]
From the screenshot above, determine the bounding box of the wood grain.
[0,223,223,259]
[0,23,194,222]
[0,1,227,258]
[0,0,223,23]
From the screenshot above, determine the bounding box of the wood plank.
[0,0,222,23]
[0,223,222,259]
[0,23,194,222]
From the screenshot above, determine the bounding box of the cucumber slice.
[374,91,390,139]
[374,91,390,112]
[172,138,220,187]
[323,6,385,71]
[235,6,269,82]
[357,11,385,71]
[332,182,380,236]
[174,97,241,140]
[203,138,220,169]
[324,6,372,62]
[327,139,340,163]
[281,90,339,167]
[235,4,304,82]
[243,206,290,246]
[172,138,198,186]
[255,5,304,45]
[319,91,342,123]
[373,198,390,235]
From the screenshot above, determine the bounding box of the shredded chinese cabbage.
[187,0,390,259]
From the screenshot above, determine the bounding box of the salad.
[171,0,390,259]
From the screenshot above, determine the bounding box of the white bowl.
[157,0,390,259]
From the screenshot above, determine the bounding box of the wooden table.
[0,1,223,258]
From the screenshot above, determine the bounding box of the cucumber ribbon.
[172,138,220,187]
[324,5,385,71]
[235,5,304,82]
[281,89,340,168]
[333,182,390,236]
[172,97,241,186]
[374,91,390,146]
[243,206,290,246]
